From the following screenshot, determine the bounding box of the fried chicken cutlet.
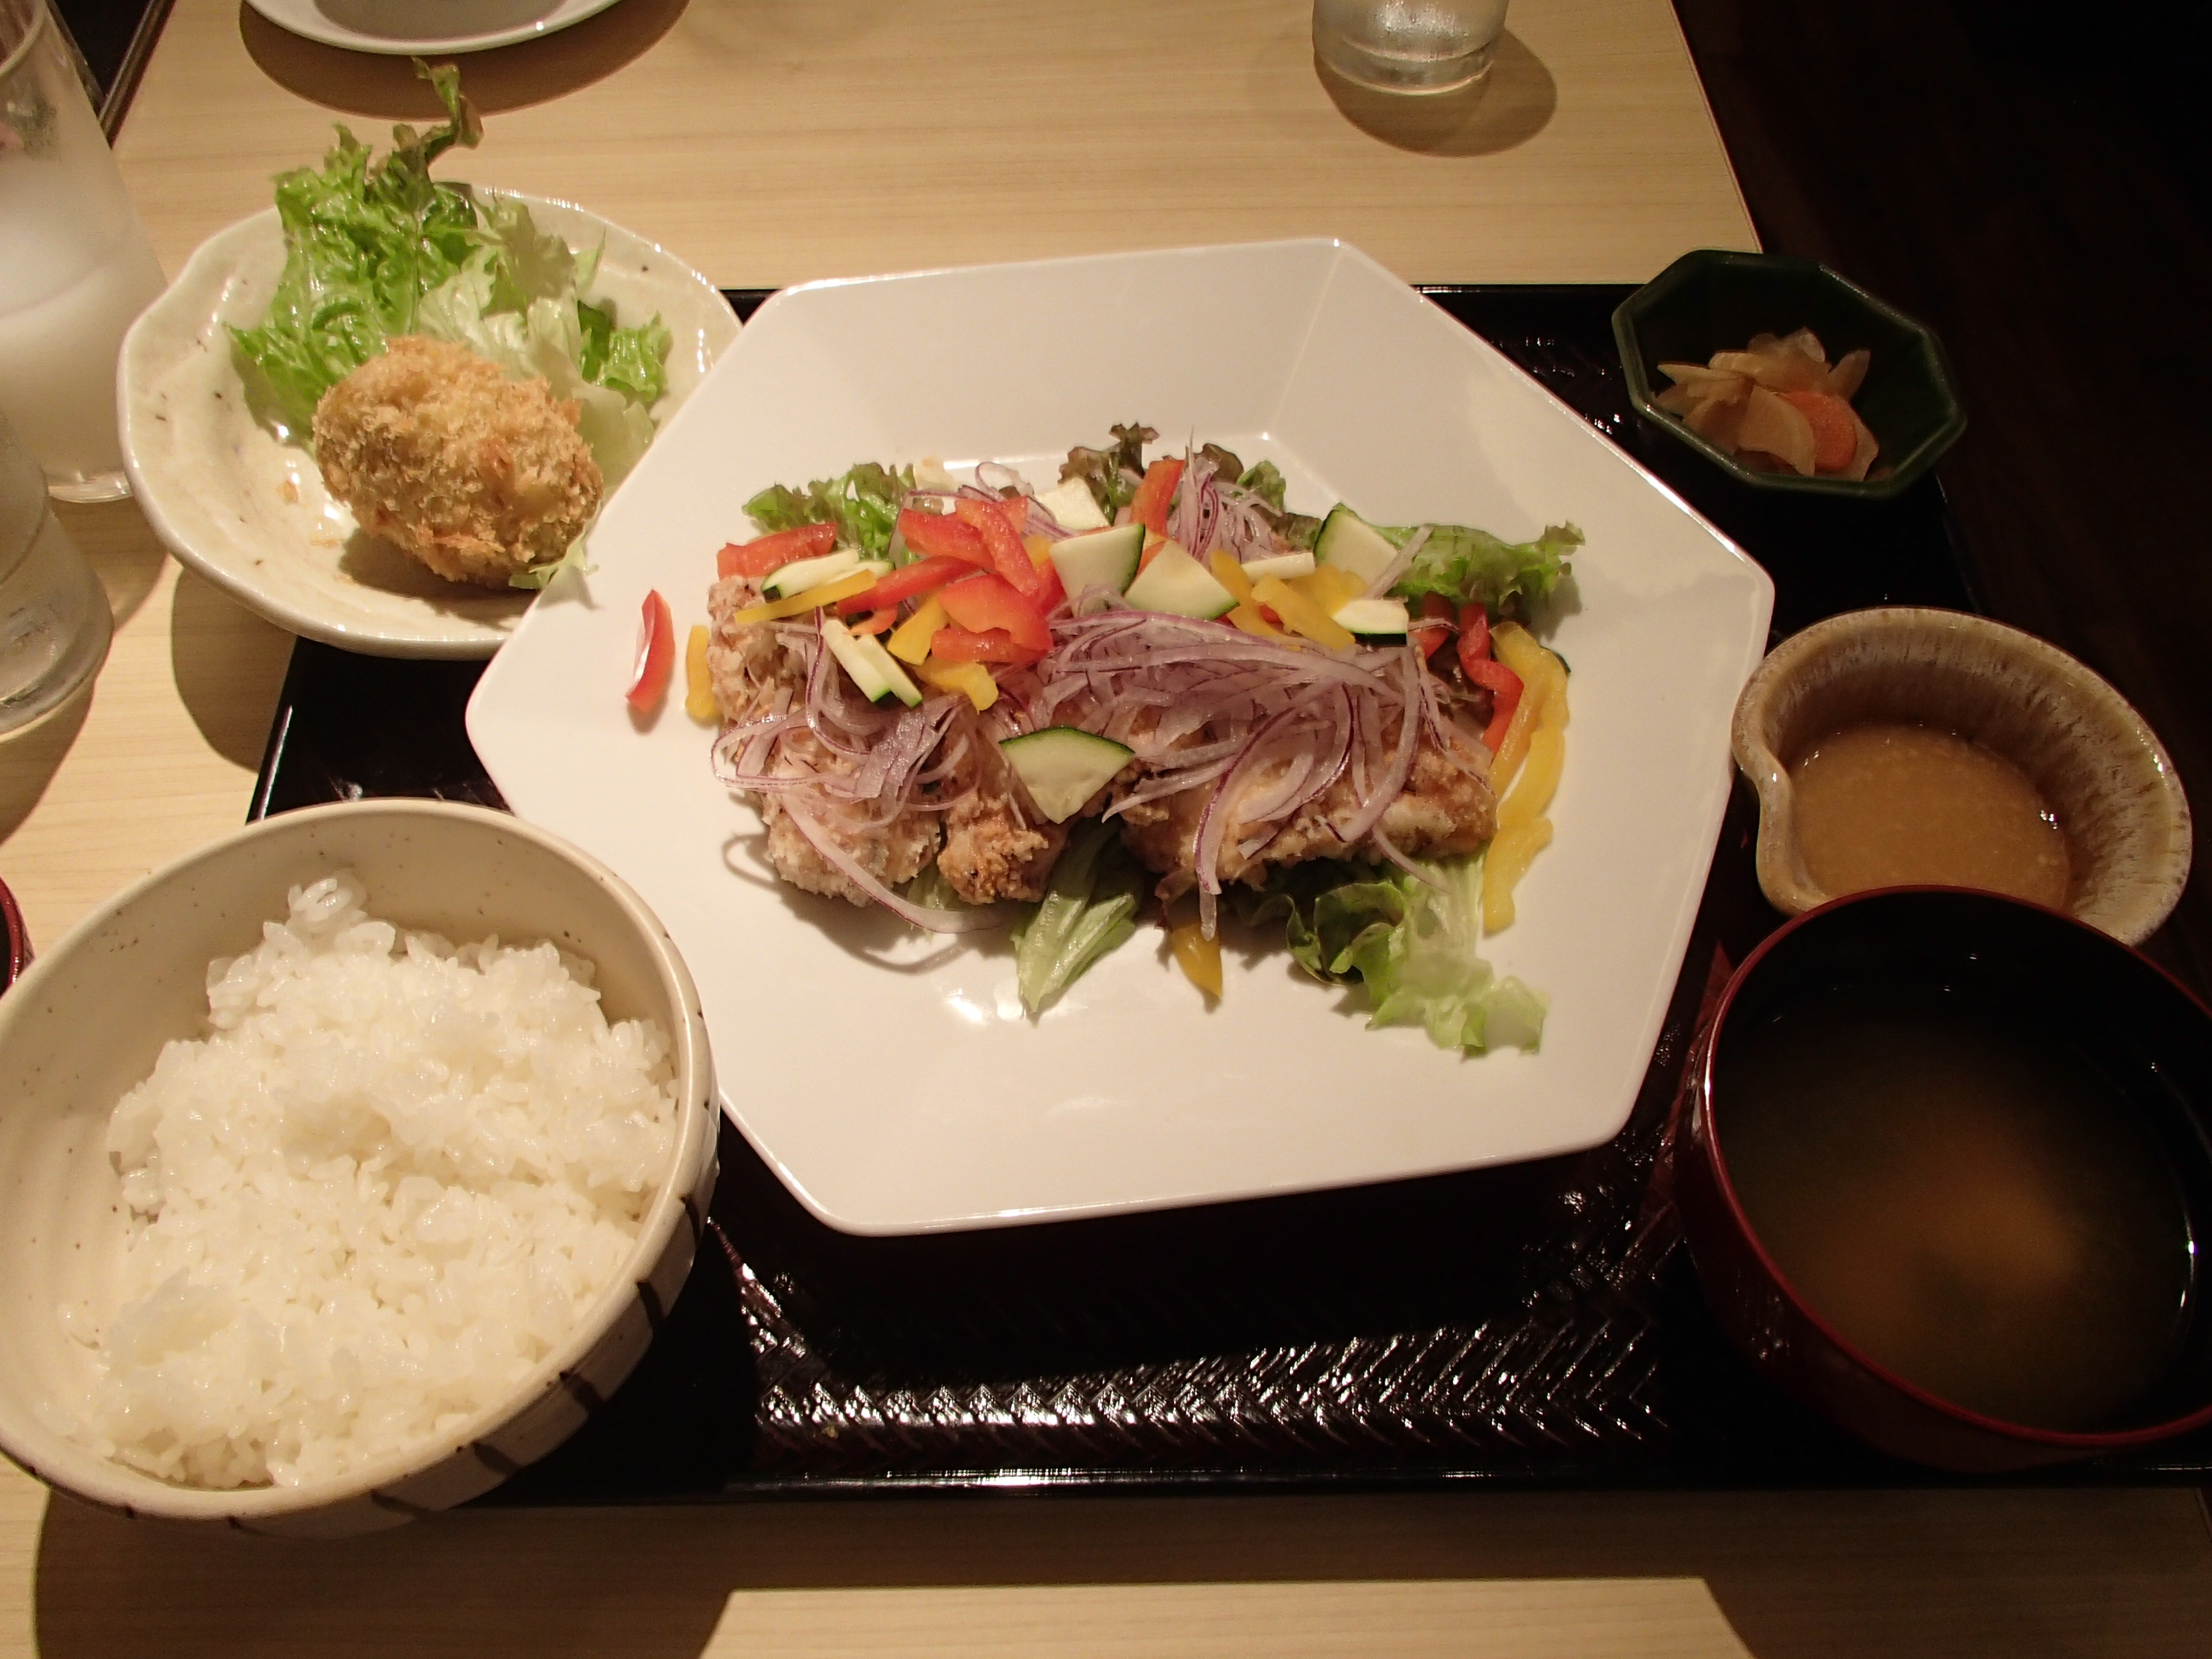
[313,336,602,587]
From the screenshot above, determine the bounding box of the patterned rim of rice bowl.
[0,800,717,1535]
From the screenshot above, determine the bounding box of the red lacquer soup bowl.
[1673,886,2212,1472]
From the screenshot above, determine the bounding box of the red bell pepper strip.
[1129,457,1185,537]
[717,522,837,579]
[1409,593,1457,660]
[834,553,969,616]
[953,497,1053,607]
[1464,657,1523,753]
[938,571,1051,651]
[848,608,898,637]
[1025,535,1067,614]
[929,625,1047,666]
[1456,603,1492,672]
[626,589,676,714]
[898,507,993,567]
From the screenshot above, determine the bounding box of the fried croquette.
[313,336,603,588]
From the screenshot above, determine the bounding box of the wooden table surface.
[3,1,2209,1653]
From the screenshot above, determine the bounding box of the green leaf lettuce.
[1238,856,1546,1054]
[1385,522,1584,617]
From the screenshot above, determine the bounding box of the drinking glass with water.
[0,0,167,502]
[1313,0,1510,94]
[0,408,111,731]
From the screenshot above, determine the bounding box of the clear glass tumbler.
[0,0,167,502]
[1313,0,1511,94]
[0,407,111,731]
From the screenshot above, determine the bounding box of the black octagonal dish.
[1612,249,1967,501]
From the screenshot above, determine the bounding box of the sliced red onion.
[1370,823,1445,889]
[780,802,1007,933]
[1328,652,1423,848]
[1233,741,1322,827]
[1367,523,1429,598]
[1101,756,1236,819]
[1024,497,1073,539]
[1192,697,1317,899]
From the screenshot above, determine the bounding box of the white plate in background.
[468,238,1775,1234]
[244,0,624,56]
[120,190,736,658]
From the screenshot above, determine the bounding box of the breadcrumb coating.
[313,336,602,588]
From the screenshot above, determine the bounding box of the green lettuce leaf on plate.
[1386,521,1584,616]
[743,463,916,561]
[1011,821,1146,1017]
[1236,856,1546,1054]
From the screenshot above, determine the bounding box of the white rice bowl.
[80,872,678,1491]
[0,801,717,1535]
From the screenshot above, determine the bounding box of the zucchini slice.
[763,549,887,599]
[1333,596,1411,641]
[1049,523,1144,598]
[822,617,923,707]
[1312,505,1399,589]
[1239,550,1317,583]
[1001,727,1134,823]
[1123,540,1236,619]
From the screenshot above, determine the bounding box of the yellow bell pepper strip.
[1483,618,1571,926]
[1288,564,1365,616]
[1492,620,1568,726]
[1498,726,1565,831]
[720,570,876,628]
[888,593,950,664]
[916,657,998,711]
[1482,816,1553,933]
[1169,918,1224,1000]
[1228,603,1288,641]
[1209,552,1292,638]
[683,624,718,722]
[1488,638,1566,792]
[1250,575,1355,652]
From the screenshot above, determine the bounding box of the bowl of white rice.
[0,800,716,1536]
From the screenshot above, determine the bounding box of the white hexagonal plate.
[468,239,1773,1235]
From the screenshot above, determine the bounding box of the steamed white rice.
[67,871,678,1490]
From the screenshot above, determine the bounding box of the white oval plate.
[467,239,1776,1236]
[244,0,624,56]
[120,191,737,659]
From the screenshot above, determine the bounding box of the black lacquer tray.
[250,286,2212,1498]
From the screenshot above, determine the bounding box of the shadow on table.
[1315,31,1556,157]
[0,687,93,847]
[52,500,165,636]
[167,567,295,773]
[239,0,687,118]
